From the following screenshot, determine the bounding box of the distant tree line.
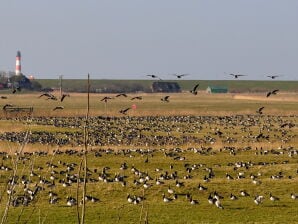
[48,81,151,93]
[91,83,147,93]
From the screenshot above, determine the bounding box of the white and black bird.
[189,196,199,205]
[208,194,215,204]
[254,195,264,205]
[269,193,279,201]
[127,194,134,203]
[291,193,297,200]
[230,193,238,200]
[240,190,250,197]
[49,196,59,204]
[215,198,224,209]
[162,193,173,203]
[198,183,207,191]
[167,186,174,194]
[66,196,77,206]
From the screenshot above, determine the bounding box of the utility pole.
[59,75,63,98]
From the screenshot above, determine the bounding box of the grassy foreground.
[0,148,297,224]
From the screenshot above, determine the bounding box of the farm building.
[152,81,181,93]
[206,86,228,93]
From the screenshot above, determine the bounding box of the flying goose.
[115,93,127,98]
[100,96,114,102]
[266,89,279,97]
[267,75,279,79]
[60,93,70,102]
[131,96,142,100]
[161,96,170,102]
[190,84,199,95]
[119,108,130,115]
[173,73,189,79]
[256,107,265,115]
[229,74,246,79]
[53,106,64,111]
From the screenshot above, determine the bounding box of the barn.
[206,86,228,93]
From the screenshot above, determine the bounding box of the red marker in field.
[132,104,137,110]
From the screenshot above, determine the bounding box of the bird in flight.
[190,84,199,95]
[61,93,70,102]
[39,93,53,98]
[173,73,189,79]
[161,96,170,102]
[266,89,279,97]
[256,106,265,115]
[39,93,57,101]
[131,96,142,100]
[53,106,64,111]
[100,96,114,103]
[229,74,246,79]
[119,108,130,115]
[267,75,279,79]
[147,75,162,80]
[115,93,128,98]
[47,95,58,101]
[12,86,21,94]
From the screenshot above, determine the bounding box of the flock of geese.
[0,144,297,210]
[0,75,296,222]
[98,82,200,115]
[147,73,281,80]
[0,114,296,148]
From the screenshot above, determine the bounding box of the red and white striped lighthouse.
[15,51,21,76]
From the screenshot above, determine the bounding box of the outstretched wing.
[193,84,199,91]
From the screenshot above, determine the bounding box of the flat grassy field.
[0,91,297,223]
[0,91,297,117]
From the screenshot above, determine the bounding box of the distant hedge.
[36,79,298,93]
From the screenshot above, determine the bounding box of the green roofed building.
[206,86,228,93]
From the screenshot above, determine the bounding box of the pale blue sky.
[1,0,297,80]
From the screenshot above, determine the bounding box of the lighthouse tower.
[15,51,21,76]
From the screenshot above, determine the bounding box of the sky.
[0,1,297,80]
